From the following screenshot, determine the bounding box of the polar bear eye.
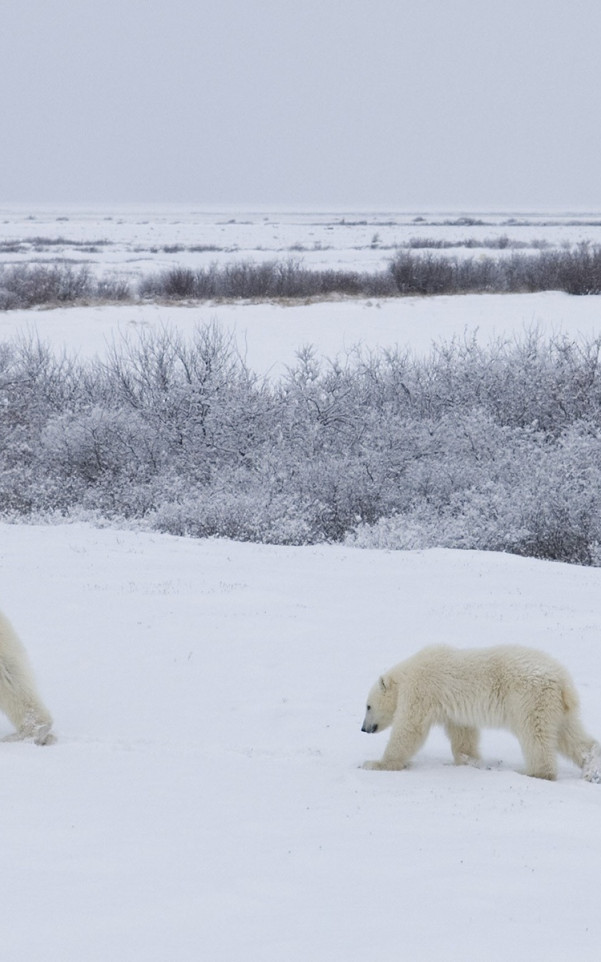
[367,705,371,711]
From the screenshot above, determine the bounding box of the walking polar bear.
[361,645,600,781]
[0,609,53,745]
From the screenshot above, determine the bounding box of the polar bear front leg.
[445,722,481,765]
[363,709,430,771]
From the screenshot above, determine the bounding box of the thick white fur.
[0,610,53,745]
[361,645,600,781]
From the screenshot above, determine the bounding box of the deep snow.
[1,524,601,961]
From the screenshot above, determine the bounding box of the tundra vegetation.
[2,325,601,565]
[1,243,601,308]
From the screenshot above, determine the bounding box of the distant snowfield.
[1,523,601,961]
[2,205,601,372]
[2,291,601,375]
[3,209,601,959]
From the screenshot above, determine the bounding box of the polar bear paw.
[361,759,407,771]
[2,718,55,746]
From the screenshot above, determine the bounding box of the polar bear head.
[361,674,397,733]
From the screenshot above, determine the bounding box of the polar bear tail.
[558,672,581,713]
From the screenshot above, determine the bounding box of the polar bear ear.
[379,675,389,692]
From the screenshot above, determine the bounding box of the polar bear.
[0,609,53,745]
[361,645,600,781]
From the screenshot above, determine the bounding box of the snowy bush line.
[2,244,601,308]
[0,264,130,309]
[137,259,395,300]
[2,324,601,565]
[389,244,601,296]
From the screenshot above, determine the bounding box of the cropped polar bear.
[361,645,600,781]
[0,609,53,745]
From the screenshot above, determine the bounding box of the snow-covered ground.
[3,205,601,374]
[2,205,601,276]
[2,208,601,960]
[2,291,601,377]
[1,524,601,960]
[2,205,601,375]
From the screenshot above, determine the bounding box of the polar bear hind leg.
[557,716,601,782]
[517,728,558,780]
[0,613,53,745]
[0,661,54,745]
[515,698,563,779]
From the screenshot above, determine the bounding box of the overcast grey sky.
[1,0,600,209]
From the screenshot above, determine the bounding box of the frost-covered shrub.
[349,423,601,565]
[0,265,94,307]
[40,405,161,494]
[0,264,131,308]
[151,481,316,545]
[2,245,601,312]
[2,243,601,315]
[389,251,458,295]
[509,426,601,563]
[3,324,601,564]
[95,275,131,301]
[0,288,20,310]
[137,259,395,301]
[388,245,601,296]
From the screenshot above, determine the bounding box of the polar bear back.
[390,644,578,730]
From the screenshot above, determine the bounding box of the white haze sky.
[1,0,600,210]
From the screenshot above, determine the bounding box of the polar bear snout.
[361,676,396,736]
[361,705,379,733]
[362,721,378,733]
